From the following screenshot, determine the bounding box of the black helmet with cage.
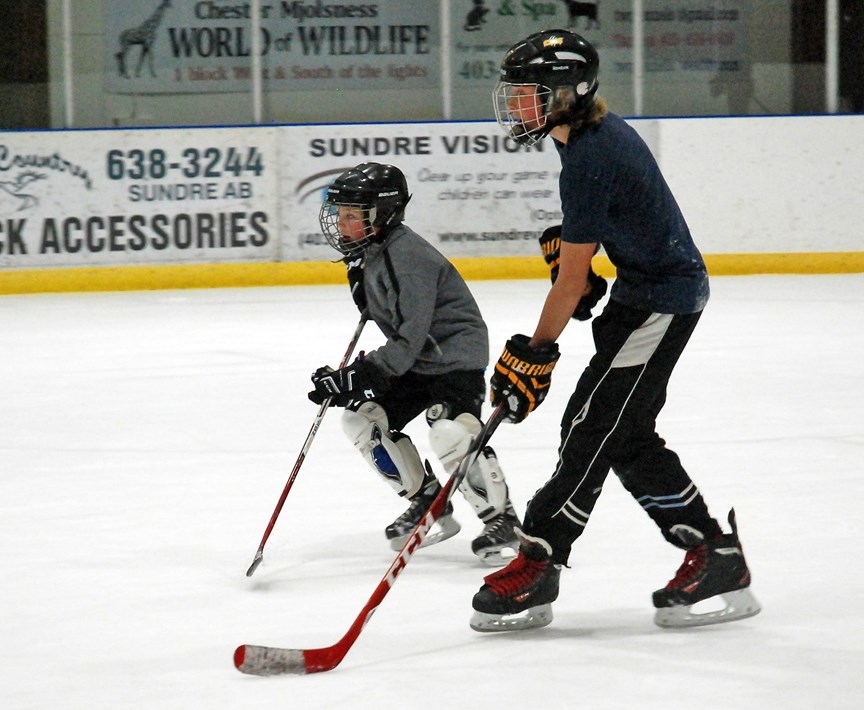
[493,29,599,146]
[318,162,412,256]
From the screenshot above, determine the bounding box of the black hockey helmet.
[319,162,412,255]
[493,29,599,146]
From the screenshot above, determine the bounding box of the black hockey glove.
[573,267,608,321]
[343,255,367,313]
[490,334,560,423]
[539,225,608,321]
[308,356,386,407]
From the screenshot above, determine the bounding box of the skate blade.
[388,514,461,552]
[654,588,762,629]
[469,604,553,633]
[474,542,519,567]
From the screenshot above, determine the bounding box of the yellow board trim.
[1,252,863,295]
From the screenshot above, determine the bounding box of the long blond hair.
[570,95,608,130]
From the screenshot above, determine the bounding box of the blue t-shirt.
[556,112,709,314]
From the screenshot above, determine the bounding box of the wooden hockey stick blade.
[234,404,506,676]
[235,644,321,676]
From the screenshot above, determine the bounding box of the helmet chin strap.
[363,207,381,246]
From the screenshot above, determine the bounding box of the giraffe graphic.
[116,0,172,79]
[0,171,47,214]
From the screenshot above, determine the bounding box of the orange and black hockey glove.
[490,334,560,423]
[539,224,608,321]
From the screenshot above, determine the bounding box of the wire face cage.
[318,201,377,256]
[492,82,552,147]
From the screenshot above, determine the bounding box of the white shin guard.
[429,413,509,521]
[341,402,426,498]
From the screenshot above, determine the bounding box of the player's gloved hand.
[539,224,564,281]
[343,255,367,313]
[573,268,608,321]
[308,356,386,407]
[539,224,607,321]
[490,334,560,423]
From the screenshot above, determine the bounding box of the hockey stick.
[245,313,368,577]
[234,402,507,675]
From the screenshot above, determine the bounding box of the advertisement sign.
[104,0,439,94]
[0,129,279,268]
[279,121,564,262]
[0,121,565,269]
[3,115,862,279]
[0,119,658,269]
[451,0,750,86]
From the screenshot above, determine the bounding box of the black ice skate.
[385,468,460,551]
[470,531,560,632]
[653,509,761,628]
[472,504,521,567]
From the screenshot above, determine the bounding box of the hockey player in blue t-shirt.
[470,30,761,631]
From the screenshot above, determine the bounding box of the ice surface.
[1,275,862,709]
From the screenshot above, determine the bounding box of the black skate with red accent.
[470,532,560,632]
[653,509,761,628]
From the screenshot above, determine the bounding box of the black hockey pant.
[523,300,722,566]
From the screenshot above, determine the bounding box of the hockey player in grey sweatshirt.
[308,162,520,565]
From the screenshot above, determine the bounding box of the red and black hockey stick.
[245,313,368,577]
[234,402,506,675]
